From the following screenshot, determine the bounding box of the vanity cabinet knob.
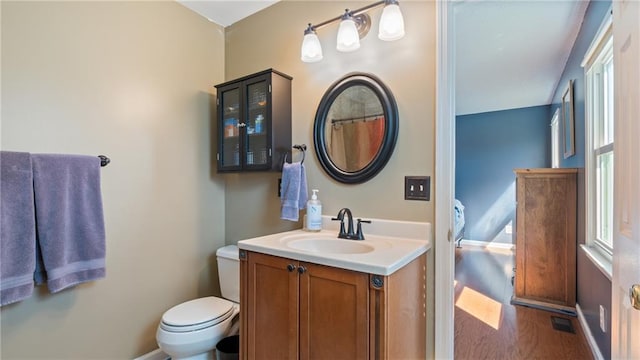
[297,266,307,274]
[287,264,297,272]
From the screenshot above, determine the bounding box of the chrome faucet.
[331,208,371,240]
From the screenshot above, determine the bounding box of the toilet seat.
[160,297,235,333]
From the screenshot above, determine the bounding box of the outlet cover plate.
[405,176,430,201]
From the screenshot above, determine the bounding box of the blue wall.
[455,105,550,243]
[550,1,611,169]
[550,1,612,358]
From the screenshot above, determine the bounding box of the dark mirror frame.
[313,72,399,184]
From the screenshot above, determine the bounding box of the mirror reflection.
[313,72,398,184]
[325,85,386,172]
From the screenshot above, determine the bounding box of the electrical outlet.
[405,176,430,201]
[599,305,607,332]
[505,223,512,235]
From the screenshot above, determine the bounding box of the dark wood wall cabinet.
[239,250,427,360]
[512,168,578,315]
[215,69,292,172]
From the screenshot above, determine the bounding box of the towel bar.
[283,144,306,165]
[98,155,110,167]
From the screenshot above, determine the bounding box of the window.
[550,109,560,168]
[583,13,613,256]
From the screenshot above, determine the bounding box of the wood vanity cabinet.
[512,168,577,314]
[215,69,292,172]
[239,250,426,360]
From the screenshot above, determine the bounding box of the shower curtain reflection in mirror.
[324,84,386,172]
[327,115,385,172]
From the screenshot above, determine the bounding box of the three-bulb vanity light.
[300,0,405,63]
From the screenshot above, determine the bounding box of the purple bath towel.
[31,154,106,293]
[0,151,36,306]
[280,162,308,222]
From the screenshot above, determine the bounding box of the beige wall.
[223,0,435,239]
[0,2,226,358]
[223,0,436,355]
[1,1,437,358]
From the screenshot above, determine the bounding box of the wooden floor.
[454,245,593,359]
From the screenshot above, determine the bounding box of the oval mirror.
[313,73,398,184]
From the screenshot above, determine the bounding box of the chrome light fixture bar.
[301,0,405,63]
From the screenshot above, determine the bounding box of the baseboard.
[576,304,605,360]
[511,295,577,316]
[133,348,169,360]
[459,239,515,250]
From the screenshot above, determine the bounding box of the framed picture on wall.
[562,79,575,158]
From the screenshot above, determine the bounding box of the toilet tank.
[216,245,240,303]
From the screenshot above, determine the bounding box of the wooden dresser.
[512,168,577,315]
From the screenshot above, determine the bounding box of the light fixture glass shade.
[336,16,360,52]
[301,30,323,63]
[378,2,405,41]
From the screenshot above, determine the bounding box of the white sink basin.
[286,237,375,254]
[238,218,431,275]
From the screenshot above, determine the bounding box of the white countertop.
[237,217,432,276]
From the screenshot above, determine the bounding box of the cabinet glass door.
[244,78,269,168]
[219,86,241,170]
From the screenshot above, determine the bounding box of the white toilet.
[156,245,240,360]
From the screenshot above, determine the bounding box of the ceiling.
[178,1,588,116]
[177,0,278,27]
[455,1,588,115]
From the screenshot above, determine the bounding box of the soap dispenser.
[306,189,322,232]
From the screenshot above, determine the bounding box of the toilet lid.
[161,297,234,332]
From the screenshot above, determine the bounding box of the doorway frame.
[434,0,455,359]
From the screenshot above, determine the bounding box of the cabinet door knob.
[287,264,297,272]
[631,284,640,310]
[297,266,307,274]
